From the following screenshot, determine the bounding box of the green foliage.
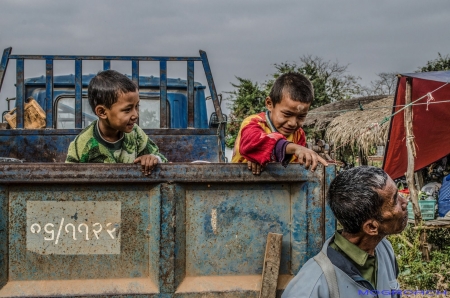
[419,53,450,72]
[140,109,159,128]
[225,77,267,148]
[427,228,450,251]
[389,226,450,291]
[267,55,362,108]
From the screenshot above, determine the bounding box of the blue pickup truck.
[0,47,335,297]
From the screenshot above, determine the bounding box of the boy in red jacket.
[231,73,327,174]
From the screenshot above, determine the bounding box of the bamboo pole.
[404,78,422,224]
[404,78,429,261]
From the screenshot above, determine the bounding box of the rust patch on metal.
[0,278,158,297]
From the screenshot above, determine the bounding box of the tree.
[266,55,362,108]
[225,77,267,148]
[361,72,398,96]
[140,109,159,128]
[419,53,450,72]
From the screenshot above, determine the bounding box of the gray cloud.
[1,0,450,115]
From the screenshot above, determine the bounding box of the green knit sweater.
[65,120,167,163]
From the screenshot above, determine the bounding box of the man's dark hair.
[88,70,137,112]
[328,166,389,234]
[268,72,314,106]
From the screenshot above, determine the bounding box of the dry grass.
[325,96,394,156]
[304,95,387,130]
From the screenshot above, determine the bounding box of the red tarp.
[383,72,450,179]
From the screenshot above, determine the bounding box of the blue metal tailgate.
[0,163,335,297]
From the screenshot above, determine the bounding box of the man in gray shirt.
[282,166,408,298]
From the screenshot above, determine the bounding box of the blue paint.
[45,59,53,128]
[325,166,337,239]
[160,183,175,293]
[74,59,82,128]
[7,184,159,282]
[23,73,206,89]
[71,212,78,220]
[0,186,8,289]
[103,60,110,71]
[291,182,309,272]
[0,133,220,162]
[15,59,24,128]
[9,54,203,61]
[187,60,195,128]
[185,183,291,276]
[203,203,287,236]
[0,47,11,94]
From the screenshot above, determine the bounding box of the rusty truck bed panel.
[0,163,335,297]
[0,129,220,163]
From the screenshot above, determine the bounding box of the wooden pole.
[404,78,422,224]
[259,233,283,298]
[404,78,429,261]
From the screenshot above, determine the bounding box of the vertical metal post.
[160,60,168,128]
[187,61,194,128]
[132,59,140,125]
[199,50,225,161]
[75,59,82,128]
[16,59,25,129]
[103,60,110,71]
[160,183,175,294]
[132,60,139,87]
[0,186,8,289]
[199,50,223,122]
[0,47,12,94]
[323,166,336,240]
[45,59,54,128]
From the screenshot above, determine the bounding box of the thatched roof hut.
[325,96,394,156]
[305,95,387,131]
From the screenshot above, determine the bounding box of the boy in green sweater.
[66,70,167,175]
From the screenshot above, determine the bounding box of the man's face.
[266,94,310,137]
[104,91,140,133]
[377,177,409,235]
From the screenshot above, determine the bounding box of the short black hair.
[268,72,314,106]
[88,70,137,112]
[328,166,389,234]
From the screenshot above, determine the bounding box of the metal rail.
[0,48,225,158]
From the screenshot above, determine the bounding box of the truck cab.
[21,74,209,130]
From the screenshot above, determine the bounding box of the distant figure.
[66,70,167,175]
[282,166,407,298]
[231,72,327,174]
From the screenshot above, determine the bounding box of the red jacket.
[231,112,306,165]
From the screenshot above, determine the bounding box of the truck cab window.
[55,96,160,129]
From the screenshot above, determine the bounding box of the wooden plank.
[259,232,283,298]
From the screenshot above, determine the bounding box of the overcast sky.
[1,0,450,115]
